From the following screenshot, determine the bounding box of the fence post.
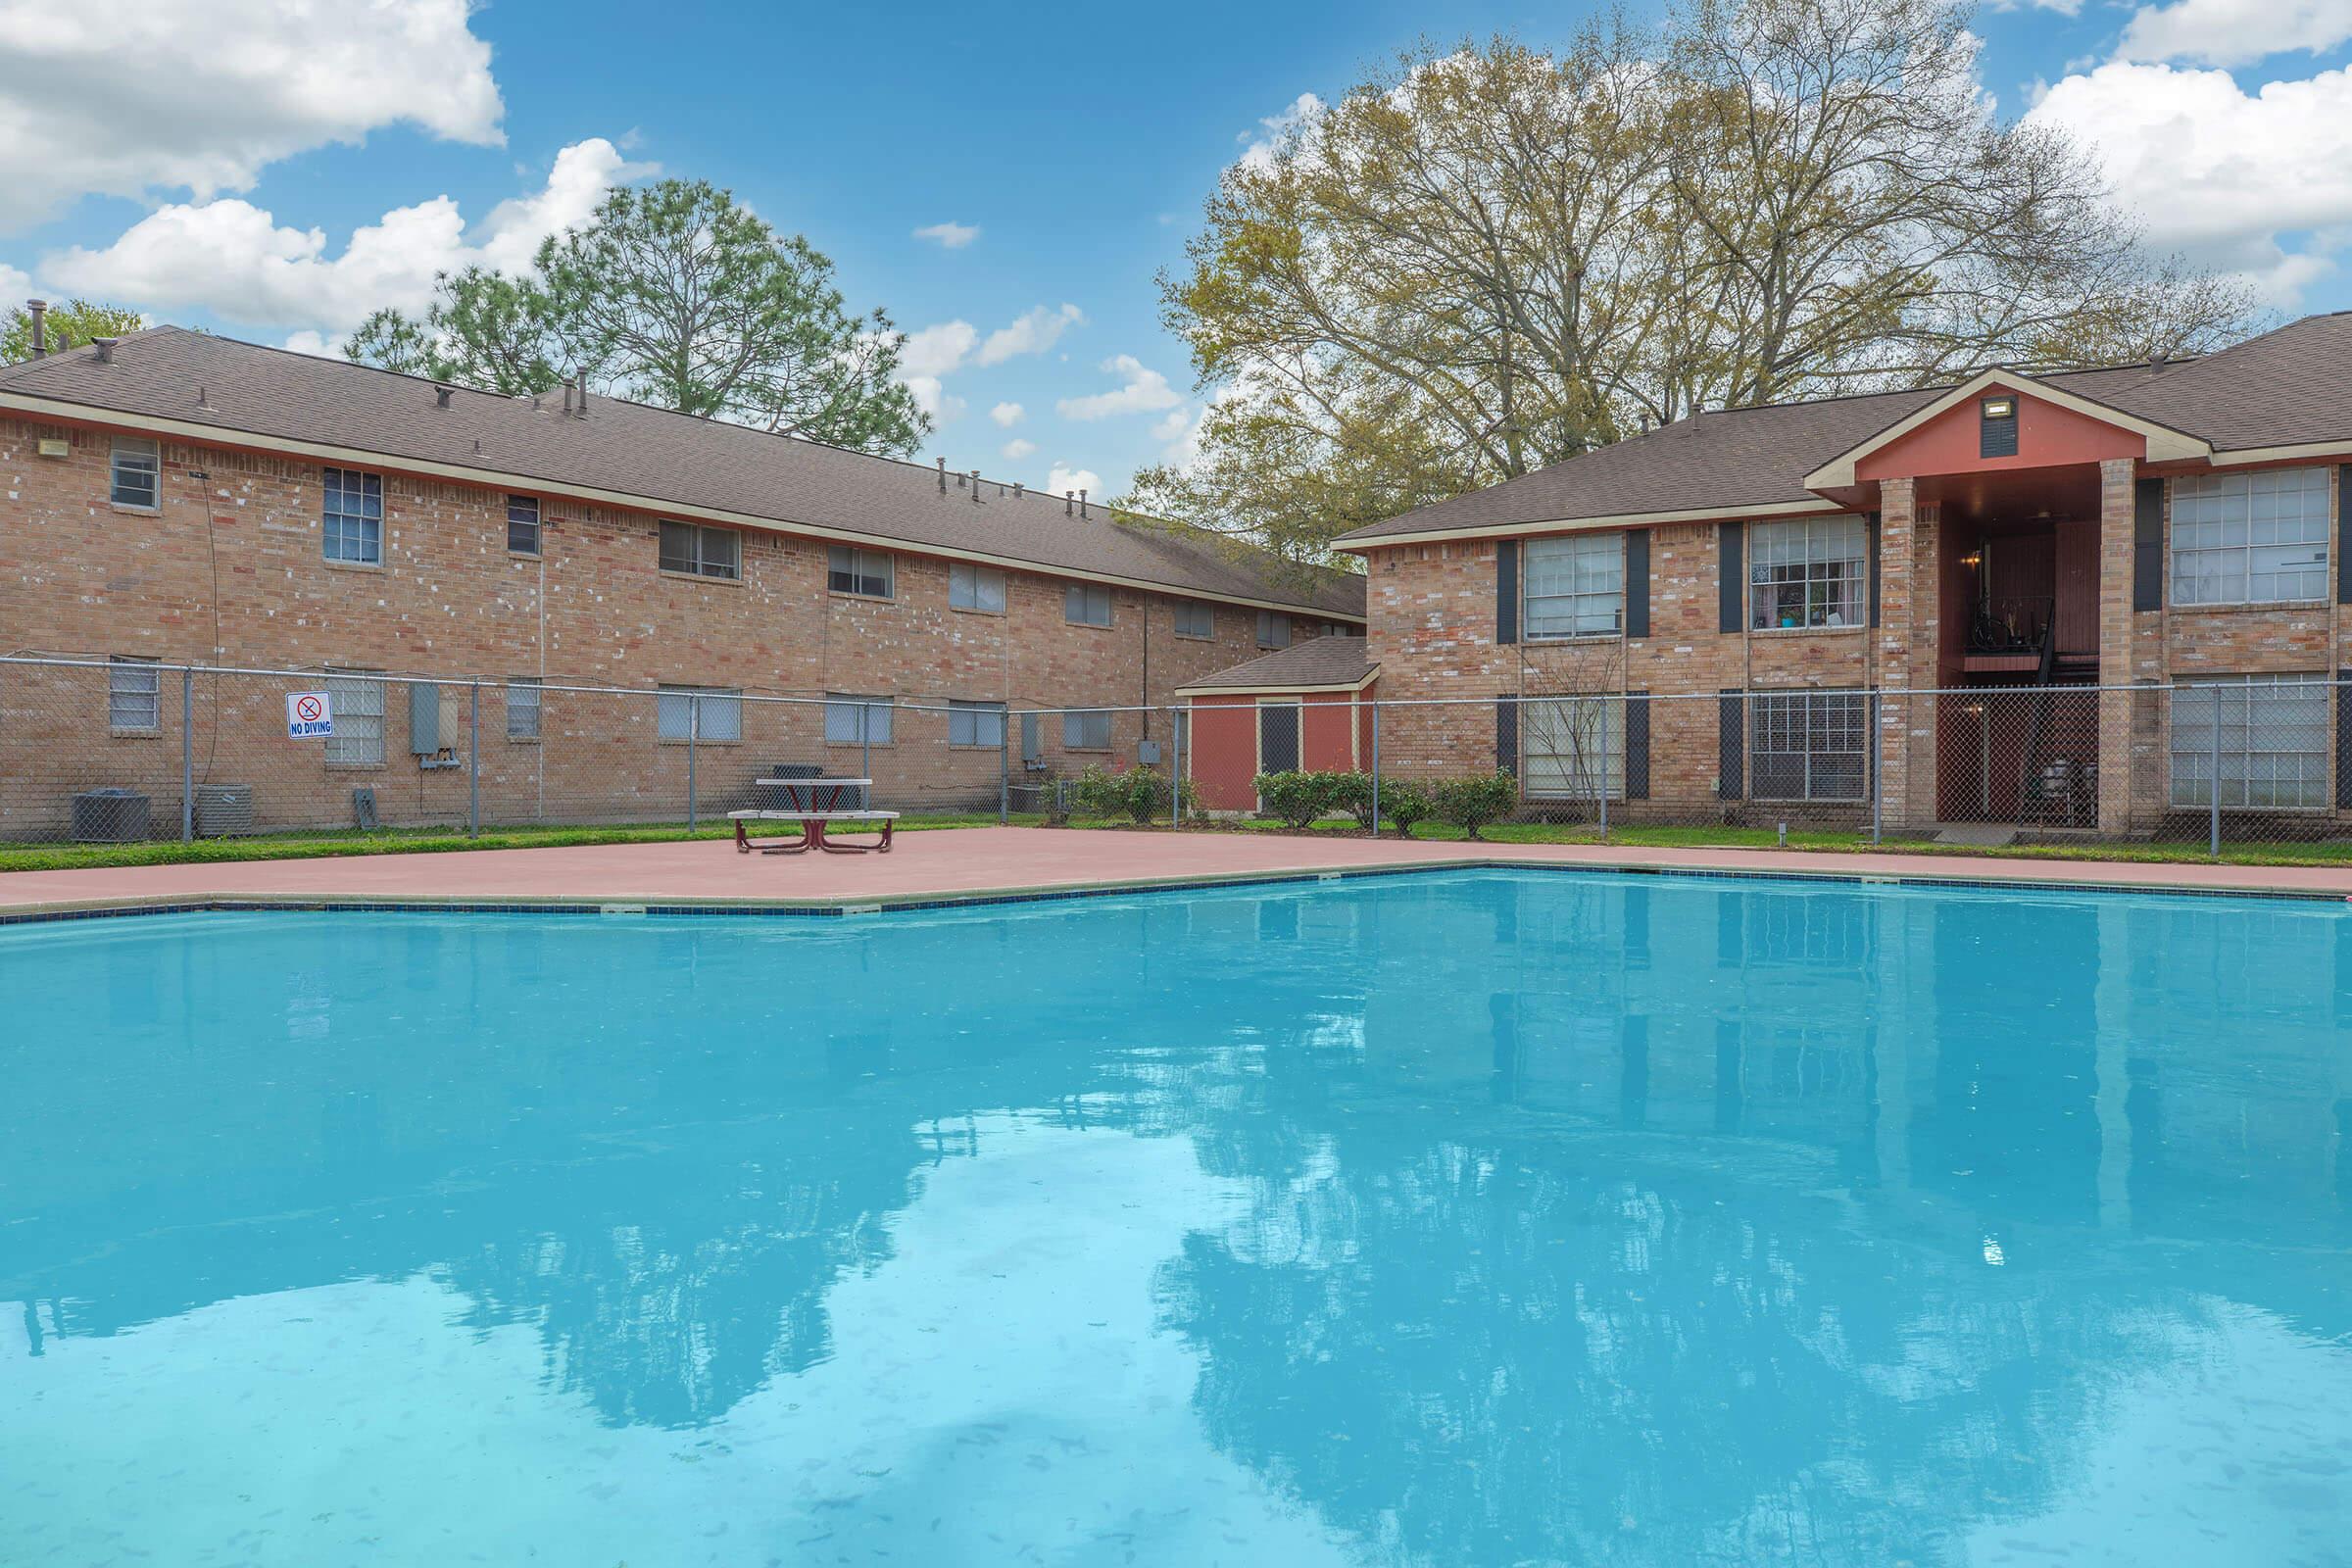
[861,704,872,797]
[999,711,1009,825]
[1370,702,1382,836]
[467,681,480,838]
[180,666,195,843]
[1169,707,1183,830]
[687,693,700,834]
[2208,685,2222,860]
[1870,688,1884,845]
[1597,696,1610,842]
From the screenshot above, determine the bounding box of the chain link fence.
[3,656,2347,858]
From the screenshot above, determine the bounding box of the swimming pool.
[3,869,2347,1565]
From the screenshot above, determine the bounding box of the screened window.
[950,562,1005,612]
[324,671,386,765]
[828,545,894,598]
[1750,690,1867,801]
[1523,695,1624,800]
[657,684,742,741]
[1256,611,1292,649]
[506,676,541,740]
[825,693,893,745]
[321,467,383,564]
[1175,601,1214,640]
[1065,583,1112,626]
[1750,516,1866,630]
[507,495,541,555]
[2170,674,2329,809]
[949,700,1006,749]
[2170,468,2330,606]
[107,656,160,733]
[1062,710,1112,750]
[1524,533,1624,638]
[110,438,159,509]
[660,521,740,580]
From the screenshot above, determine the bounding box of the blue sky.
[3,0,2349,497]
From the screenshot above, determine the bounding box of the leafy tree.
[1138,3,2260,561]
[3,299,146,362]
[345,179,928,455]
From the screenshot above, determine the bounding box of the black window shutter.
[1496,696,1519,776]
[1867,512,1882,628]
[1717,691,1744,800]
[1718,521,1744,633]
[1624,528,1649,639]
[2132,478,2164,612]
[1625,694,1650,800]
[2339,467,2352,605]
[1495,540,1519,645]
[2338,672,2352,809]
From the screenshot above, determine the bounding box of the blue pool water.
[3,870,2349,1566]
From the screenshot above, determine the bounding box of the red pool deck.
[3,828,2350,917]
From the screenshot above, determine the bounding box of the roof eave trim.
[1175,671,1379,698]
[1800,368,2212,490]
[0,389,1365,624]
[1333,495,1846,552]
[2204,438,2352,467]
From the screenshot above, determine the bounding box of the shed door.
[1258,701,1300,774]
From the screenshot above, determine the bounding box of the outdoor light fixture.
[1982,396,2015,419]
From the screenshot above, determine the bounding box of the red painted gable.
[1853,383,2146,481]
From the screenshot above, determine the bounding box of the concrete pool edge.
[5,847,2350,927]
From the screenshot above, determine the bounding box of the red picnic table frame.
[732,778,895,855]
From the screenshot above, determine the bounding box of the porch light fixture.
[1981,396,2015,419]
[1980,394,2020,458]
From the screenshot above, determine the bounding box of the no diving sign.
[286,690,335,739]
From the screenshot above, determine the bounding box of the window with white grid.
[657,685,742,742]
[321,468,382,564]
[2170,674,2329,809]
[1524,534,1623,638]
[324,671,385,764]
[824,694,892,746]
[1522,695,1624,799]
[1750,690,1867,801]
[1749,516,1865,630]
[949,563,1004,612]
[111,438,160,509]
[506,677,541,740]
[2170,468,2330,606]
[107,656,160,733]
[949,700,1005,748]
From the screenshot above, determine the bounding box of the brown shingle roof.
[1335,312,2352,545]
[0,327,1366,620]
[1179,635,1376,692]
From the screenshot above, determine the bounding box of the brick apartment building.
[0,324,1362,832]
[1288,310,2352,834]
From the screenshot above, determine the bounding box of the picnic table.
[730,778,896,855]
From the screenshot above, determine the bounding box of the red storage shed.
[1175,638,1380,813]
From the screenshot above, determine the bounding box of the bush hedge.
[1246,769,1477,836]
[1432,771,1520,839]
[1075,763,1200,823]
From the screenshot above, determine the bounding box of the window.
[324,671,385,765]
[824,693,893,745]
[1749,690,1867,801]
[1175,601,1215,640]
[827,545,894,598]
[2171,674,2329,809]
[949,700,1006,749]
[1256,611,1292,649]
[2170,468,2330,607]
[321,467,383,564]
[1750,516,1866,630]
[1062,710,1112,750]
[657,684,742,741]
[110,438,159,509]
[1064,582,1112,626]
[950,562,1005,612]
[660,521,740,580]
[1525,534,1624,638]
[1523,696,1624,799]
[107,656,160,733]
[506,676,541,740]
[1980,395,2019,459]
[507,495,541,556]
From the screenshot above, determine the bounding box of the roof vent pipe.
[1065,490,1074,515]
[574,373,589,416]
[1079,488,1089,519]
[1013,482,1023,499]
[25,299,45,358]
[196,384,208,408]
[434,384,453,409]
[971,467,982,503]
[91,337,116,364]
[937,457,947,493]
[562,379,574,416]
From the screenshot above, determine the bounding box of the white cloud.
[0,259,27,303]
[0,0,505,233]
[1055,354,1182,420]
[898,319,978,379]
[1048,464,1103,500]
[36,138,648,336]
[2027,61,2352,305]
[1239,92,1325,173]
[901,376,965,424]
[975,303,1083,367]
[2116,0,2352,67]
[912,220,980,249]
[1001,437,1036,461]
[990,401,1024,427]
[1987,0,2080,12]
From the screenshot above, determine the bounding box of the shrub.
[1432,771,1520,840]
[1073,763,1197,824]
[1378,778,1435,837]
[1253,769,1337,830]
[1327,771,1379,831]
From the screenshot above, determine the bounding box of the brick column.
[1875,478,1937,828]
[2095,457,2139,832]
